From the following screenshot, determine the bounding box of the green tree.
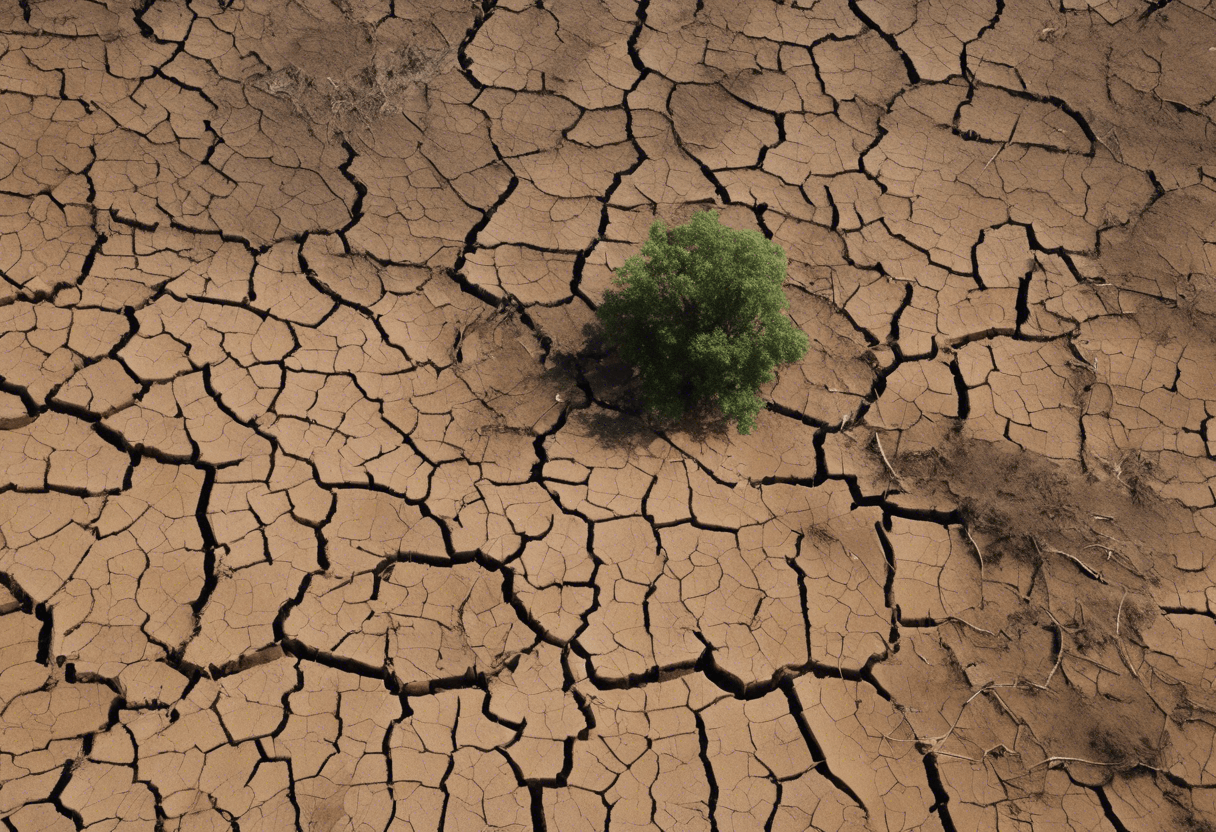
[595,209,809,434]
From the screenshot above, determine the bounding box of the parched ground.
[0,0,1214,830]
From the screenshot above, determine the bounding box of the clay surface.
[1,0,1215,830]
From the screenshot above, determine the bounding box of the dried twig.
[1044,608,1069,630]
[932,751,980,763]
[1030,756,1118,771]
[914,683,1019,753]
[1041,624,1065,689]
[981,119,1018,174]
[1035,537,1106,584]
[946,617,998,637]
[1083,544,1144,579]
[1092,528,1127,545]
[1063,651,1119,674]
[1116,640,1141,681]
[1114,588,1142,680]
[965,526,987,609]
[874,433,905,492]
[1116,589,1127,637]
[982,140,1008,172]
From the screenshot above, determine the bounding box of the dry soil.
[0,0,1215,830]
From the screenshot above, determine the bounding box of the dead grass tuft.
[249,41,450,140]
[1112,449,1156,504]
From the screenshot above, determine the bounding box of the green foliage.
[595,209,809,434]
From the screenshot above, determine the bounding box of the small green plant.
[595,209,809,434]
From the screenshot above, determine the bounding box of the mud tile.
[465,245,578,306]
[7,803,76,832]
[0,610,48,707]
[670,83,779,171]
[765,112,871,183]
[646,458,693,526]
[325,489,447,577]
[814,30,909,108]
[215,651,297,741]
[768,288,876,426]
[889,519,980,622]
[837,267,909,344]
[301,233,385,307]
[0,490,104,593]
[52,358,139,417]
[702,691,824,830]
[445,746,532,831]
[0,683,115,755]
[563,676,715,831]
[513,513,595,639]
[661,521,807,682]
[0,192,97,293]
[61,760,157,828]
[480,179,604,252]
[374,278,483,368]
[374,560,535,687]
[794,674,937,832]
[718,169,832,226]
[58,460,205,670]
[249,241,335,324]
[688,465,772,530]
[476,88,582,157]
[183,560,300,667]
[612,108,721,207]
[117,661,189,708]
[568,106,630,148]
[578,517,664,678]
[668,409,818,484]
[770,482,890,670]
[343,135,480,268]
[103,382,193,459]
[0,94,98,196]
[867,357,958,453]
[484,0,637,109]
[514,138,640,200]
[489,643,585,779]
[0,410,130,493]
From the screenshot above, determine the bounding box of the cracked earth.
[0,0,1214,829]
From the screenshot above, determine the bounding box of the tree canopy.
[595,209,809,434]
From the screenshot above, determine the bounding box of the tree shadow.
[578,318,613,356]
[655,399,733,445]
[577,397,734,455]
[576,406,658,453]
[544,318,735,451]
[541,320,606,382]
